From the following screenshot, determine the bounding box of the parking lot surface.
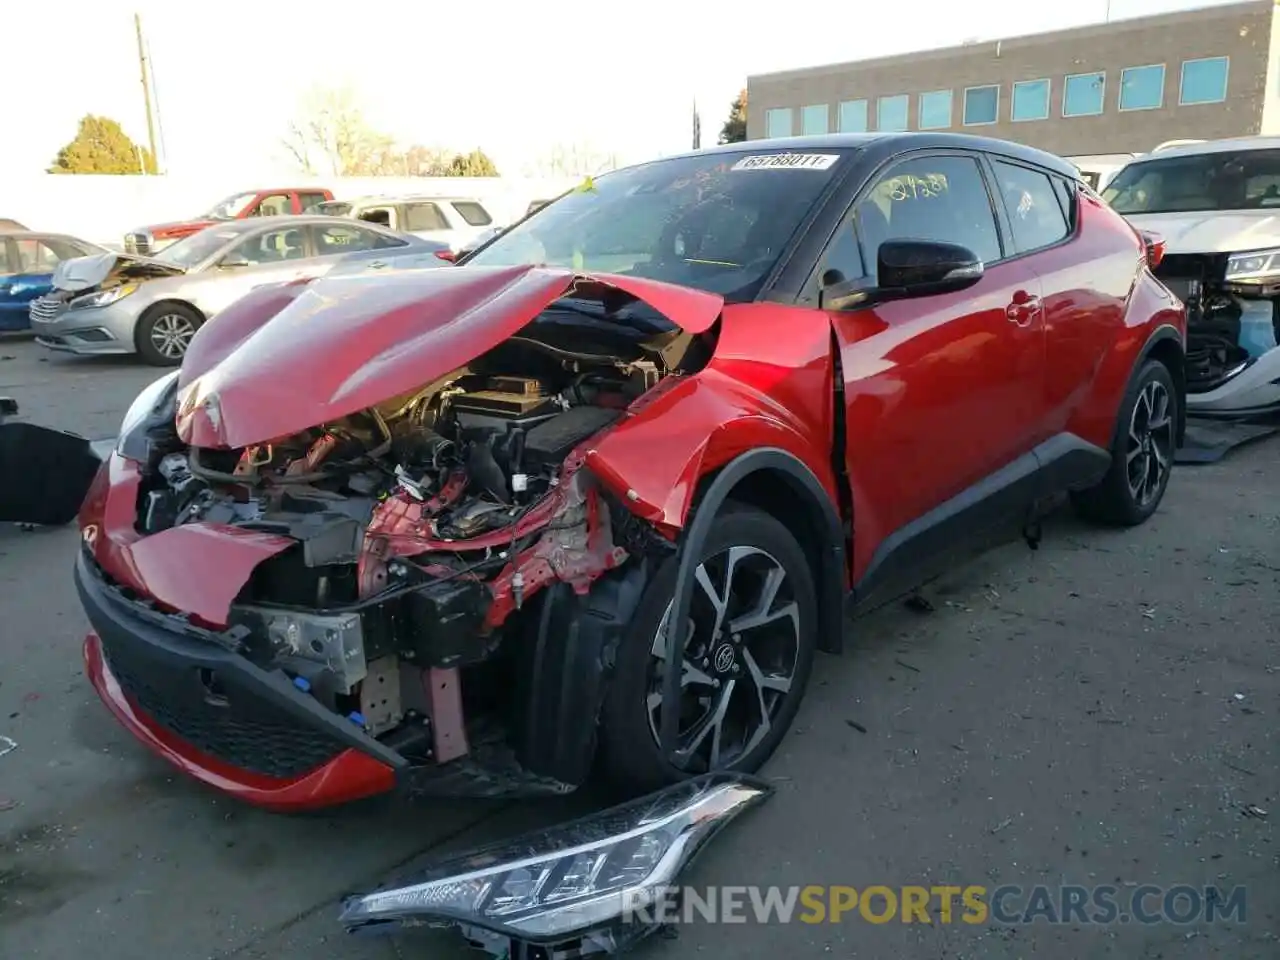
[1,340,1276,959]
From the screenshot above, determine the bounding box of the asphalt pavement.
[0,340,1276,959]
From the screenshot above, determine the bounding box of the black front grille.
[99,630,345,779]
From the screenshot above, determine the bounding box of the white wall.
[0,174,581,248]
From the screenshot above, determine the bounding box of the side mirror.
[819,239,984,311]
[876,239,984,297]
[219,257,250,270]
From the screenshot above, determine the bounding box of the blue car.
[0,232,106,332]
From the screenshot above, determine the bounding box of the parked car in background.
[449,195,563,261]
[0,232,107,331]
[315,195,497,251]
[1103,136,1280,418]
[32,216,447,365]
[124,187,336,256]
[76,133,1182,820]
[1064,154,1137,192]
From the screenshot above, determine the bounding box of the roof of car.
[0,230,95,244]
[336,195,484,205]
[198,214,397,234]
[652,132,1080,179]
[1123,135,1280,161]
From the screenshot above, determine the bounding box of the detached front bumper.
[75,548,403,811]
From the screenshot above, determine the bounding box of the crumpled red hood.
[176,264,723,449]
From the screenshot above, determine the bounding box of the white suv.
[316,196,497,252]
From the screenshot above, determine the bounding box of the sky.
[2,0,1247,181]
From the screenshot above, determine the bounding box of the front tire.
[598,503,817,796]
[135,303,203,366]
[1071,358,1177,526]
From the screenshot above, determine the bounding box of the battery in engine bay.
[451,376,554,418]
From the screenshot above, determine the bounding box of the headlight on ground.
[338,773,772,945]
[116,371,180,462]
[71,283,139,310]
[1225,248,1280,284]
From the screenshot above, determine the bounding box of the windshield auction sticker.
[731,153,838,171]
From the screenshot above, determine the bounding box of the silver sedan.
[28,215,450,365]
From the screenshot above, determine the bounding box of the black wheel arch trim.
[1135,323,1187,445]
[656,447,847,759]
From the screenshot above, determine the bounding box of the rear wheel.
[1071,358,1177,526]
[136,303,203,366]
[598,503,817,796]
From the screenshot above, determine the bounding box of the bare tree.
[531,142,621,178]
[281,85,502,178]
[281,85,395,176]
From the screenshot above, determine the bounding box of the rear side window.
[451,201,493,226]
[404,203,449,231]
[13,239,82,271]
[991,160,1070,253]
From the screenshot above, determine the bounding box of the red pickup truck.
[123,187,335,255]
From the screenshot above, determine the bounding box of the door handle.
[368,260,388,270]
[1005,292,1041,327]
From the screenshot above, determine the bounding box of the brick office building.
[746,0,1280,156]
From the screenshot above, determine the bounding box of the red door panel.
[831,258,1045,580]
[1034,194,1137,436]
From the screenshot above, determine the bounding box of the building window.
[919,90,953,129]
[1180,56,1229,105]
[1011,79,1051,122]
[801,103,829,135]
[766,108,793,138]
[963,85,999,125]
[1120,64,1165,111]
[1063,72,1105,116]
[876,94,909,131]
[839,99,868,132]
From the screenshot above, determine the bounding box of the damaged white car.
[1105,137,1280,418]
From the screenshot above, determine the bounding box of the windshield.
[464,149,848,301]
[1103,149,1280,214]
[316,201,352,216]
[202,192,258,220]
[153,227,240,268]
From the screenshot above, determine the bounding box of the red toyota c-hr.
[76,133,1185,812]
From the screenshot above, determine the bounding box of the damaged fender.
[585,303,849,683]
[338,773,772,956]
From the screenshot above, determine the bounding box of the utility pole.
[135,12,159,174]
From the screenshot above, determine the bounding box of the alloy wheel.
[1126,379,1175,508]
[646,546,801,772]
[150,313,197,359]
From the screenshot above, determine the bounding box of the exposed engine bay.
[1156,253,1280,394]
[126,315,707,778]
